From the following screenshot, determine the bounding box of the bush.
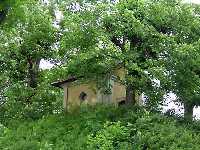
[0,105,200,149]
[87,121,131,150]
[0,83,63,125]
[0,123,6,137]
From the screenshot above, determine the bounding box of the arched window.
[79,92,87,101]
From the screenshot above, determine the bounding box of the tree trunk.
[125,37,141,105]
[125,84,136,105]
[184,102,194,121]
[0,7,8,23]
[28,58,40,88]
[109,36,141,106]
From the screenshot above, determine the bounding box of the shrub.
[87,121,131,150]
[0,105,200,149]
[0,83,63,125]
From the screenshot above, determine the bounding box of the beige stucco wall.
[56,66,145,111]
[65,82,97,109]
[60,68,131,111]
[113,67,126,80]
[62,80,127,111]
[96,79,114,104]
[63,84,68,111]
[112,81,126,105]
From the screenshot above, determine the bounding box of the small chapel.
[51,67,140,111]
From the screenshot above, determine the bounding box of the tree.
[59,0,160,105]
[0,0,10,23]
[1,0,199,121]
[166,42,200,120]
[0,1,59,122]
[0,1,56,88]
[58,0,200,119]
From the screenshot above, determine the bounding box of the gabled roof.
[51,74,125,89]
[51,76,78,88]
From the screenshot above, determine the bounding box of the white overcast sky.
[184,0,200,4]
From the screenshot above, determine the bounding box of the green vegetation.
[1,0,200,122]
[0,105,200,150]
[0,0,200,149]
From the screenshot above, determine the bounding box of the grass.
[0,105,200,150]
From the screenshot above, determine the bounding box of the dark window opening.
[79,92,87,101]
[118,100,125,106]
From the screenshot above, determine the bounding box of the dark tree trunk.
[28,58,40,88]
[184,102,194,121]
[109,35,141,105]
[125,37,141,105]
[125,84,136,105]
[0,7,8,23]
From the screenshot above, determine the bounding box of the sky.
[183,0,200,4]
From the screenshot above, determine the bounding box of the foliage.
[0,105,200,150]
[166,42,200,105]
[0,70,63,125]
[0,0,56,83]
[0,0,60,124]
[87,121,131,150]
[57,0,200,114]
[1,2,200,149]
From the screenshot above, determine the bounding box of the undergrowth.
[0,105,200,150]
